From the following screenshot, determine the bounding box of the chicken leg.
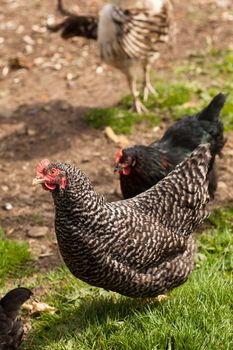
[143,62,158,102]
[126,72,148,113]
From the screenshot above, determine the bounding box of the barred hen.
[115,93,226,199]
[48,0,173,112]
[33,144,211,298]
[0,288,32,350]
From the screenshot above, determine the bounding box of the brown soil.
[0,0,233,271]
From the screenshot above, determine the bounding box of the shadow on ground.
[24,294,163,349]
[0,100,95,161]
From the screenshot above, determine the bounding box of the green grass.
[85,48,233,134]
[0,229,32,286]
[22,207,233,350]
[85,108,161,134]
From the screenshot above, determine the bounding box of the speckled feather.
[44,144,211,298]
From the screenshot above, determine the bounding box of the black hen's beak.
[114,164,122,173]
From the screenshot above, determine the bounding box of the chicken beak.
[32,177,45,185]
[114,164,122,173]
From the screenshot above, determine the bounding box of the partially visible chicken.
[33,144,211,298]
[48,0,173,112]
[48,0,98,40]
[0,288,32,350]
[115,93,226,199]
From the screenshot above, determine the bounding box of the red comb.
[36,159,50,174]
[115,148,123,163]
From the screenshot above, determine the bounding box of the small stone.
[59,102,70,111]
[25,44,34,55]
[2,202,13,211]
[27,128,37,136]
[153,126,160,133]
[2,65,10,77]
[23,35,35,46]
[36,38,44,45]
[34,57,45,66]
[53,63,62,71]
[43,105,51,112]
[27,226,49,238]
[66,72,75,81]
[32,24,46,33]
[67,81,77,89]
[16,25,25,34]
[216,0,231,8]
[13,77,20,84]
[2,21,17,30]
[47,15,56,26]
[96,66,103,74]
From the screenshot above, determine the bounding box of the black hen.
[115,93,226,199]
[0,288,32,350]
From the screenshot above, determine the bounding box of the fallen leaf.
[23,301,56,315]
[104,127,129,147]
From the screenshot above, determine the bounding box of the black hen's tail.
[198,93,227,198]
[47,0,98,40]
[0,287,32,319]
[198,93,227,156]
[198,92,226,122]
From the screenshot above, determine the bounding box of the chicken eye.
[48,168,56,176]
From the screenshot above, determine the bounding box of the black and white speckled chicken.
[0,288,32,350]
[33,144,211,298]
[115,93,226,199]
[48,0,173,112]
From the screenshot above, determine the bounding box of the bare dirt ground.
[0,0,233,271]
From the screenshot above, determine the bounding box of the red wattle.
[122,168,131,175]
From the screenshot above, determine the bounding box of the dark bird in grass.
[48,0,174,113]
[0,288,32,350]
[115,93,227,199]
[33,144,211,298]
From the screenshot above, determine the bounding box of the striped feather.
[110,5,171,59]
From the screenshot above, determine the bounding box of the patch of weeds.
[151,83,192,109]
[85,83,196,133]
[85,107,160,134]
[208,206,233,229]
[211,49,233,74]
[0,228,32,285]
